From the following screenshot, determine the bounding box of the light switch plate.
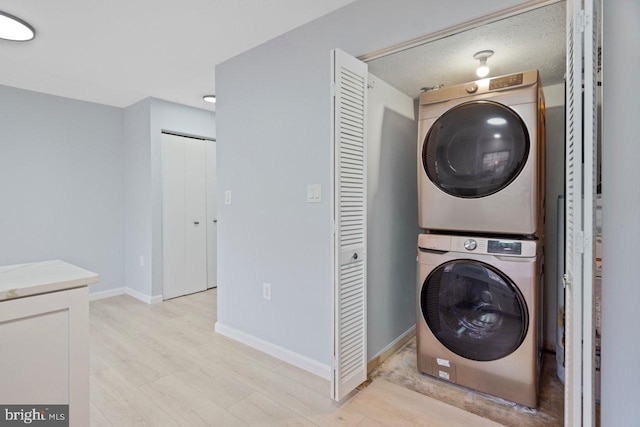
[307,184,321,203]
[225,190,232,205]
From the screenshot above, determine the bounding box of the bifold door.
[162,133,209,300]
[331,49,368,401]
[564,0,600,425]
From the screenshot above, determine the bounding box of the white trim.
[89,287,126,301]
[89,286,163,304]
[358,0,562,62]
[126,287,163,304]
[369,325,416,362]
[214,322,331,380]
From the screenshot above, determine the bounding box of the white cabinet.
[162,133,216,299]
[0,260,97,427]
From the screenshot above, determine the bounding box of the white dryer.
[416,233,543,408]
[418,70,545,236]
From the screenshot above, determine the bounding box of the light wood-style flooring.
[90,289,503,426]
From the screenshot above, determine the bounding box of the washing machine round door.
[422,100,530,198]
[421,260,528,361]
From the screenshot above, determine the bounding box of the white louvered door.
[331,49,368,401]
[565,0,600,425]
[564,0,583,424]
[582,0,600,425]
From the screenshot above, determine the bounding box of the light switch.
[225,190,232,205]
[307,184,321,203]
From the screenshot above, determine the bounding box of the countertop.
[0,260,99,301]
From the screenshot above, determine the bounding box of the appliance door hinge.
[563,273,570,289]
[575,231,585,254]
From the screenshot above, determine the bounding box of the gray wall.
[542,84,565,350]
[123,98,215,298]
[0,85,124,293]
[216,0,528,366]
[601,0,640,424]
[123,99,152,295]
[366,74,418,358]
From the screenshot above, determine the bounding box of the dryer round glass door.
[422,100,530,198]
[421,260,528,361]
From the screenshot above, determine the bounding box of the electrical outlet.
[139,256,144,267]
[225,190,232,205]
[263,282,271,300]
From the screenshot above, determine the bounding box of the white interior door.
[565,0,599,425]
[331,49,368,401]
[206,141,218,288]
[162,133,208,300]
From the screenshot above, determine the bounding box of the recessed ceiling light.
[0,11,35,42]
[203,95,216,104]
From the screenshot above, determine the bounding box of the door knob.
[194,221,200,225]
[352,253,359,260]
[213,219,218,223]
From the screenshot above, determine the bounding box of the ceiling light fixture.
[202,95,216,104]
[473,50,494,78]
[0,11,35,41]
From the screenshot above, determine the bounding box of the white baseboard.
[215,322,331,380]
[90,286,162,304]
[89,287,126,301]
[126,287,163,304]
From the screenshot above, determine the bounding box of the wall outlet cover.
[307,184,322,203]
[263,282,271,300]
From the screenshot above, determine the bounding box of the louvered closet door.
[581,0,600,425]
[332,49,367,401]
[565,0,600,425]
[565,1,583,424]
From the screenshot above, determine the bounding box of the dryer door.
[421,259,528,361]
[422,100,530,198]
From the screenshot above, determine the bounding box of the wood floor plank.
[89,402,112,427]
[228,391,316,426]
[173,365,254,409]
[272,361,331,396]
[91,368,180,426]
[139,374,246,426]
[346,380,505,427]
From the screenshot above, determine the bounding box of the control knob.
[464,239,477,251]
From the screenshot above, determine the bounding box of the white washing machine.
[416,233,543,407]
[418,70,545,237]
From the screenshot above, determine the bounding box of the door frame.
[353,0,599,424]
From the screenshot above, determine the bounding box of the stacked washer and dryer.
[415,70,546,408]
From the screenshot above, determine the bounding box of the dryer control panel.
[418,234,537,257]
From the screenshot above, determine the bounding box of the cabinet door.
[0,287,89,426]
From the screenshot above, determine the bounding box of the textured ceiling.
[367,2,566,97]
[0,0,356,110]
